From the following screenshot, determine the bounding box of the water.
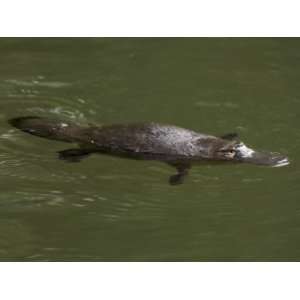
[0,38,299,261]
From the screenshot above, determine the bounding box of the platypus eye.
[219,149,236,158]
[219,149,235,154]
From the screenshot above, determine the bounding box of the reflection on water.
[0,38,299,261]
[5,78,71,88]
[195,100,239,109]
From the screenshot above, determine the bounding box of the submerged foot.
[58,148,91,163]
[169,173,186,185]
[168,162,191,186]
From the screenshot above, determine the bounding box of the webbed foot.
[58,148,91,163]
[169,173,186,185]
[167,162,191,186]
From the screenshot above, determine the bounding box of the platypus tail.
[8,116,85,143]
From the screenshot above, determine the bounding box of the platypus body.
[8,116,289,185]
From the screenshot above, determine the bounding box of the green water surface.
[0,38,299,261]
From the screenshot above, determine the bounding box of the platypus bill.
[8,116,289,185]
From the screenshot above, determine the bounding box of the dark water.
[0,38,299,261]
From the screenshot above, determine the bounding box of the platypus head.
[215,140,289,167]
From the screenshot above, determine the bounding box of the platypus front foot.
[169,173,186,185]
[168,162,191,186]
[58,148,91,163]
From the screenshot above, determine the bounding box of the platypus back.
[8,116,85,143]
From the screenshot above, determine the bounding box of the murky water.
[0,38,299,261]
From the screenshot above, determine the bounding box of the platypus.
[8,116,289,185]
